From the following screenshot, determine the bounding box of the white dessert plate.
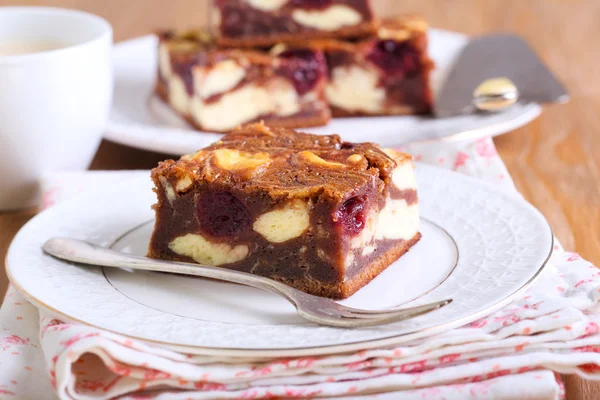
[6,165,552,357]
[106,30,542,156]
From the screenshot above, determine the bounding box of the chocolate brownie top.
[298,15,428,53]
[377,15,428,41]
[153,123,409,200]
[158,29,332,77]
[158,29,278,66]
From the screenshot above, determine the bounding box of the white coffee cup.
[0,7,113,210]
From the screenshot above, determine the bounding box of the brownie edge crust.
[148,123,421,299]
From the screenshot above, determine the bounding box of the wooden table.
[1,0,598,397]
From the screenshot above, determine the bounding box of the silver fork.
[42,238,451,328]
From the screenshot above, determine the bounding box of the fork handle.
[43,238,296,302]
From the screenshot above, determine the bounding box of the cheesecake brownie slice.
[316,16,434,116]
[213,0,376,47]
[148,122,420,299]
[156,30,330,132]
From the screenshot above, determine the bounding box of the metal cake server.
[43,238,451,328]
[435,34,569,117]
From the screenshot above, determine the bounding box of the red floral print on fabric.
[452,151,469,170]
[475,138,498,158]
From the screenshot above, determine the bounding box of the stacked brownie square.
[156,0,434,132]
[156,30,330,132]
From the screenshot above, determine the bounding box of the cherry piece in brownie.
[213,0,376,47]
[156,30,330,132]
[318,15,434,116]
[148,122,420,299]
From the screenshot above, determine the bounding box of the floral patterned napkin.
[2,137,599,399]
